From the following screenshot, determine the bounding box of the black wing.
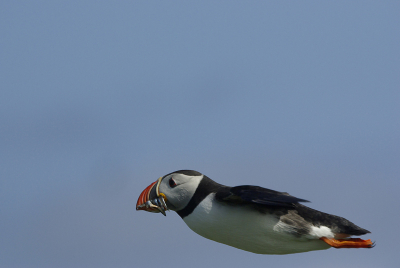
[216,185,309,208]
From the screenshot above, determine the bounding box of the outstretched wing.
[216,185,309,208]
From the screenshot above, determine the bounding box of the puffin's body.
[136,170,373,254]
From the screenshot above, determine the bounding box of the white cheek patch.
[159,175,203,211]
[176,188,189,202]
[174,176,203,210]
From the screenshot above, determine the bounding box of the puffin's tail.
[295,204,371,236]
[294,204,374,248]
[320,237,375,248]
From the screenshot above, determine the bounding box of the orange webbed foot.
[320,237,375,248]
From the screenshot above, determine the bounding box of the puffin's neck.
[176,175,224,218]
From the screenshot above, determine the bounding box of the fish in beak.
[136,177,169,216]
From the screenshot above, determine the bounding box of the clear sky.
[1,1,399,267]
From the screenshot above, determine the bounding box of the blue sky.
[1,1,399,267]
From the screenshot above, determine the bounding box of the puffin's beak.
[136,177,168,216]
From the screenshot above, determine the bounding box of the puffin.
[136,170,373,254]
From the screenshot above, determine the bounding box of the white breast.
[182,193,330,254]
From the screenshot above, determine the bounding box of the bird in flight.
[136,170,374,254]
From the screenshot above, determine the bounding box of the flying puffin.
[136,170,373,254]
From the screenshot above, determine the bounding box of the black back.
[176,172,371,236]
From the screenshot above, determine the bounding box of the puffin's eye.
[169,178,177,188]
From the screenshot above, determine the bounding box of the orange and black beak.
[136,177,168,216]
